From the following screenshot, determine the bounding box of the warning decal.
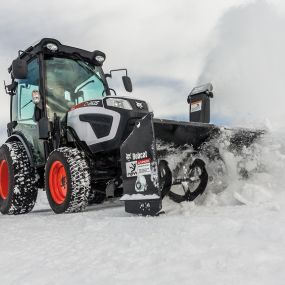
[126,158,151,177]
[191,100,202,113]
[137,158,151,176]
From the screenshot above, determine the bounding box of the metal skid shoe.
[120,113,162,216]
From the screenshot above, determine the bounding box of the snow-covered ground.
[1,129,285,285]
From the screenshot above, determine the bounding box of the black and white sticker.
[86,100,102,107]
[126,161,138,177]
[126,158,151,177]
[135,175,147,192]
[191,100,202,113]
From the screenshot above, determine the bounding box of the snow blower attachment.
[119,83,263,215]
[1,38,264,216]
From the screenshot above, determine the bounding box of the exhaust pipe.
[187,83,213,124]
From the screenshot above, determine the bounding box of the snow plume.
[199,128,285,207]
[160,127,285,209]
[198,1,285,129]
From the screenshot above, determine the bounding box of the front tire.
[0,141,38,215]
[45,147,91,213]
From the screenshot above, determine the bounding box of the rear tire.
[45,147,91,213]
[0,141,38,215]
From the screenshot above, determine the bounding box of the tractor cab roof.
[8,38,106,73]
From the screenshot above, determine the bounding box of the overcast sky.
[0,0,285,135]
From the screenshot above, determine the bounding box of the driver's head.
[50,80,65,97]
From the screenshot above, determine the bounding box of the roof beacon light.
[93,50,106,65]
[95,55,105,63]
[46,43,58,52]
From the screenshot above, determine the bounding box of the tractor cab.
[5,38,133,166]
[7,38,133,117]
[45,56,106,119]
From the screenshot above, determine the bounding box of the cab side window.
[17,59,39,122]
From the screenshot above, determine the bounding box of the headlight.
[106,98,133,110]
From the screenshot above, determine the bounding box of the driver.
[46,81,74,119]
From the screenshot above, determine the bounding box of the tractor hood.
[67,97,151,153]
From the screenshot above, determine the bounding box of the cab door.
[13,58,45,166]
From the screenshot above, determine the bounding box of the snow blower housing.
[0,38,261,216]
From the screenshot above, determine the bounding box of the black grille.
[79,114,113,139]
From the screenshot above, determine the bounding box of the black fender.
[5,132,35,168]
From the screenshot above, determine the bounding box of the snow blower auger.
[0,38,263,216]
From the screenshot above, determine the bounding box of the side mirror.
[12,59,28,79]
[122,76,133,92]
[4,81,18,96]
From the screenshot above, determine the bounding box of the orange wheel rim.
[49,161,68,204]
[0,160,9,200]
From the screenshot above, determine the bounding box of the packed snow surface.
[1,129,285,285]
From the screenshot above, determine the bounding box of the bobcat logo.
[87,100,100,106]
[135,102,144,109]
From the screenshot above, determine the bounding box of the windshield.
[45,56,105,118]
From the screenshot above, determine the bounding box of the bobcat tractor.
[0,38,261,216]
